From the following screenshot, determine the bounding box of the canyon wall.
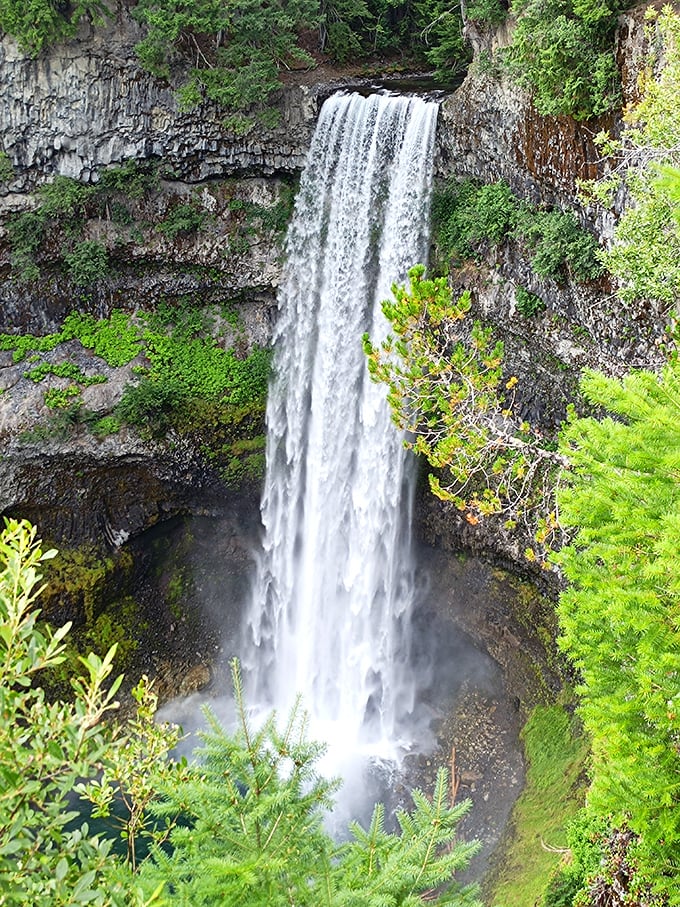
[0,3,664,573]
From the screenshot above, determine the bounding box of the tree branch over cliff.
[363,264,568,564]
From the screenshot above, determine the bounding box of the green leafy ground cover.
[1,301,270,483]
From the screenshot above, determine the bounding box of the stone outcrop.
[0,9,318,189]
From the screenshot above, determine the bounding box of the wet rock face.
[0,431,233,546]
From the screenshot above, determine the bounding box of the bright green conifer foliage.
[555,363,680,903]
[140,659,481,906]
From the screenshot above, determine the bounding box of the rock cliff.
[0,2,664,614]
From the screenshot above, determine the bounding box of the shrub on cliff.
[505,0,625,119]
[0,0,110,55]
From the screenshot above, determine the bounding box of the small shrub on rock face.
[432,178,601,283]
[62,240,109,286]
[466,0,507,24]
[0,152,14,184]
[514,207,603,282]
[157,202,207,238]
[515,287,546,317]
[116,378,188,437]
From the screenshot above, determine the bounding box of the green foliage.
[0,0,109,56]
[0,151,14,184]
[5,176,102,284]
[5,210,46,282]
[466,0,507,25]
[96,160,160,200]
[505,0,624,119]
[432,178,518,264]
[63,240,110,285]
[142,308,270,402]
[45,384,83,409]
[132,0,317,116]
[554,361,680,902]
[488,705,590,907]
[0,518,160,906]
[113,303,270,450]
[156,202,207,239]
[0,524,480,904]
[116,378,188,436]
[596,8,680,304]
[140,659,480,906]
[416,0,470,81]
[61,310,142,367]
[38,176,96,218]
[432,179,601,282]
[542,811,609,907]
[364,265,563,550]
[515,287,546,317]
[513,206,603,282]
[90,414,121,437]
[2,303,265,469]
[0,330,63,363]
[319,0,471,78]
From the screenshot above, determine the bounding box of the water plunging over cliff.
[244,91,439,768]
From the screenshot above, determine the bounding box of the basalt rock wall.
[0,9,318,190]
[0,3,663,569]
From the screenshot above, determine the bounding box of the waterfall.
[244,91,439,769]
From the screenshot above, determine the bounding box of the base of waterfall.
[156,565,525,879]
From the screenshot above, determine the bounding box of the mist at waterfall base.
[157,91,502,837]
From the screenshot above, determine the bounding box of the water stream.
[244,91,439,776]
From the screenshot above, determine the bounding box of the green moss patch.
[486,704,589,907]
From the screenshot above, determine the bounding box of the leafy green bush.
[157,202,207,238]
[38,176,96,218]
[514,207,603,281]
[505,0,625,119]
[0,151,14,184]
[89,414,121,438]
[6,210,45,282]
[96,159,160,199]
[62,239,109,285]
[432,179,601,282]
[543,811,609,907]
[116,377,188,436]
[515,287,546,317]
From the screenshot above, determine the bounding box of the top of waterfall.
[320,72,463,105]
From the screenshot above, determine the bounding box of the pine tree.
[140,660,481,906]
[555,362,680,904]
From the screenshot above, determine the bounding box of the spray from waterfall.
[243,91,439,785]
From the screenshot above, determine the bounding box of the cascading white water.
[244,91,439,767]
